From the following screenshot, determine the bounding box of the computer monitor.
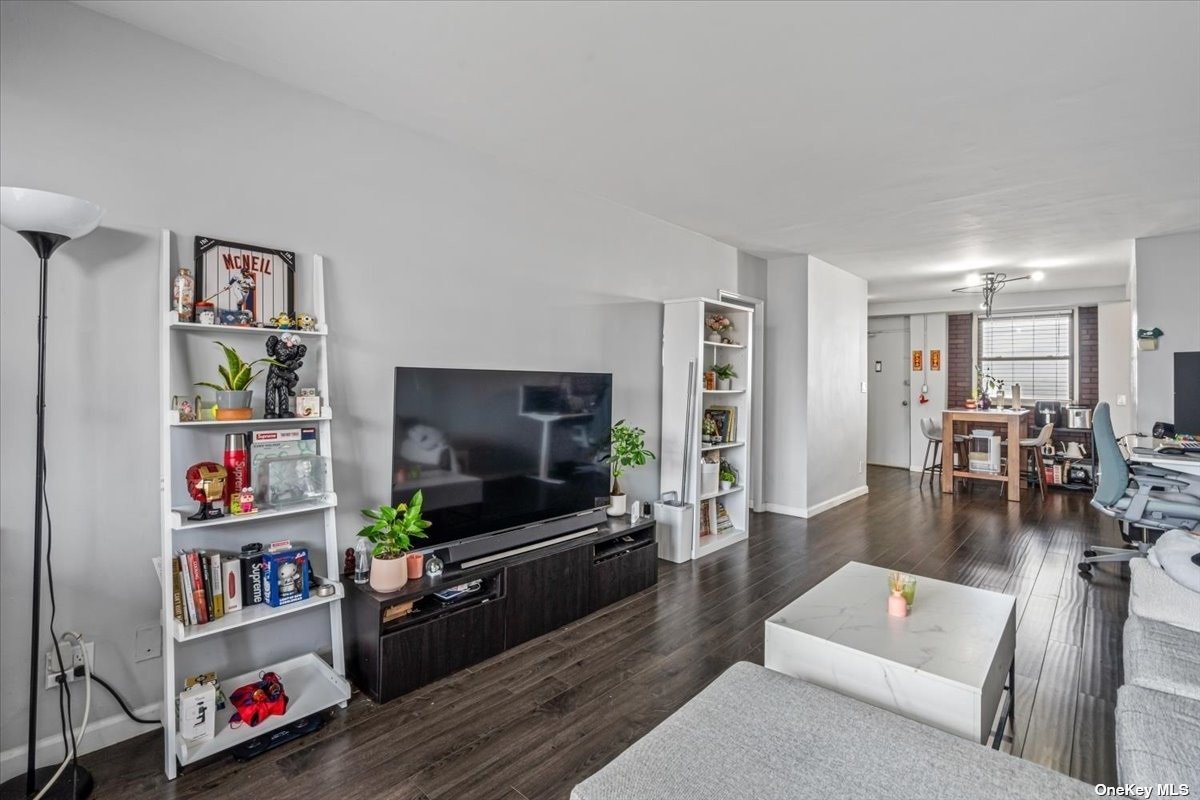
[1175,351,1200,436]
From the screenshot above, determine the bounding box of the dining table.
[941,407,1031,502]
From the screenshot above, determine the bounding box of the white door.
[867,325,910,467]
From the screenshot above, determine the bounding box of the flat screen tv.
[392,367,612,557]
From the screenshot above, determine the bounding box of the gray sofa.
[574,553,1200,799]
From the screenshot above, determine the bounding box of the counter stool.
[920,417,969,487]
[1001,423,1055,499]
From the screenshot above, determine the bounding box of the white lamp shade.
[0,186,103,240]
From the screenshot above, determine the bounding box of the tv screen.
[392,367,612,548]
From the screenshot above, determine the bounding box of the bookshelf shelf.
[661,297,755,562]
[157,230,345,780]
[174,652,349,766]
[171,584,344,643]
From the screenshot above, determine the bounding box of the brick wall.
[1077,305,1098,408]
[947,313,973,408]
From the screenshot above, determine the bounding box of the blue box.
[262,548,310,607]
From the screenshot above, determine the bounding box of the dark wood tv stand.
[341,517,657,703]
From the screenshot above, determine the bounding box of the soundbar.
[438,506,609,566]
[460,527,599,569]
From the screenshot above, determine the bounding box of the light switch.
[861,381,868,393]
[1116,394,1127,406]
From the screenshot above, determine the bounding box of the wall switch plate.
[1116,394,1127,406]
[135,624,162,662]
[46,641,94,689]
[861,381,868,393]
[858,461,864,474]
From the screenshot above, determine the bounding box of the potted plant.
[604,420,656,517]
[711,363,737,391]
[358,490,431,592]
[705,314,732,343]
[702,414,720,444]
[719,459,737,491]
[195,341,279,421]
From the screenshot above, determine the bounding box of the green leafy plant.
[604,420,656,496]
[194,341,279,392]
[710,363,737,381]
[358,490,431,559]
[719,459,737,485]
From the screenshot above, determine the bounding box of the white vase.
[717,378,731,391]
[607,494,627,517]
[369,554,408,593]
[707,332,721,343]
[720,480,733,491]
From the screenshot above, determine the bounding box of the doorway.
[867,318,910,468]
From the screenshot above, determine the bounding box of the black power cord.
[87,672,159,727]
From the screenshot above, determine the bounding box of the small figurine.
[186,462,228,521]
[269,312,295,329]
[264,333,306,418]
[231,486,257,515]
[295,313,317,332]
[344,547,356,577]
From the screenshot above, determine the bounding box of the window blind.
[978,312,1073,401]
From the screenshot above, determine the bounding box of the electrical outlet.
[1116,394,1127,406]
[135,624,162,662]
[45,640,93,689]
[858,461,864,474]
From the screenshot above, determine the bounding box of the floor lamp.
[0,187,104,800]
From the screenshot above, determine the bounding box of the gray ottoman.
[1123,613,1200,702]
[572,662,1091,800]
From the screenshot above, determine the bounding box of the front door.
[867,323,910,468]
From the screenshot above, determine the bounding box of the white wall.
[736,251,768,301]
[0,0,738,773]
[1098,301,1134,436]
[908,313,949,470]
[762,255,868,516]
[1132,231,1200,431]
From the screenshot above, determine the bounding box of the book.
[171,557,185,624]
[179,552,200,626]
[699,499,713,538]
[208,553,224,619]
[197,550,214,621]
[186,551,209,625]
[715,501,735,533]
[220,557,243,613]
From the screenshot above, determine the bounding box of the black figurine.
[264,333,306,418]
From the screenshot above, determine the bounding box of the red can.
[223,433,249,511]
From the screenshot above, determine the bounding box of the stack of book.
[698,499,713,538]
[172,550,242,627]
[705,405,738,443]
[715,501,735,534]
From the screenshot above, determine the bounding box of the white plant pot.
[716,378,731,391]
[720,480,733,491]
[369,554,408,593]
[707,332,722,343]
[607,494,627,517]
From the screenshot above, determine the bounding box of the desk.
[941,408,1031,502]
[1123,436,1200,477]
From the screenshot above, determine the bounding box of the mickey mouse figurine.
[264,333,306,418]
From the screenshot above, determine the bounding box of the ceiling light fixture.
[952,270,1040,317]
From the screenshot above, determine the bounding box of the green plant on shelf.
[710,363,737,381]
[719,459,738,485]
[358,490,431,558]
[194,341,280,392]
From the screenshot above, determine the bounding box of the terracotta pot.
[607,494,627,517]
[369,554,407,593]
[406,552,425,579]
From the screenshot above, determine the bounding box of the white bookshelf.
[660,298,755,560]
[156,230,348,779]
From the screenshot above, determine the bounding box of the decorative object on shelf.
[228,671,288,728]
[710,362,736,391]
[196,301,216,325]
[173,267,195,322]
[974,364,1002,411]
[172,395,196,422]
[406,552,424,580]
[178,681,216,742]
[887,571,911,617]
[604,420,656,517]
[268,312,295,329]
[263,547,309,607]
[296,313,317,331]
[259,454,327,507]
[952,269,1044,318]
[701,458,719,496]
[195,341,278,421]
[358,491,432,592]
[295,394,321,418]
[231,486,257,516]
[706,405,737,442]
[344,546,357,579]
[194,236,295,326]
[702,413,720,444]
[703,370,716,390]
[264,333,306,419]
[223,432,249,512]
[239,543,265,606]
[719,459,737,491]
[1138,327,1164,351]
[425,553,444,577]
[705,313,733,343]
[186,462,228,521]
[218,308,252,326]
[1059,441,1087,460]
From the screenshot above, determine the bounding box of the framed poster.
[194,237,294,325]
[911,350,923,371]
[930,349,942,371]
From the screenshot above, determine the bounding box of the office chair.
[1078,402,1200,575]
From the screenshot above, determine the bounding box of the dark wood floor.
[85,466,1128,798]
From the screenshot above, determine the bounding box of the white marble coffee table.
[764,561,1016,744]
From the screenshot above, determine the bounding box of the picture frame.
[194,236,295,325]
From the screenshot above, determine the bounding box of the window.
[978,311,1073,401]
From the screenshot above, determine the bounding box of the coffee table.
[764,561,1016,745]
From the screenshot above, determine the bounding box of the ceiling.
[79,1,1200,302]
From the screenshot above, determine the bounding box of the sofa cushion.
[1123,614,1200,702]
[571,662,1091,800]
[1147,529,1200,592]
[1129,557,1200,633]
[1116,685,1200,787]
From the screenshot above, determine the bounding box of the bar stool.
[920,417,969,486]
[1002,423,1055,499]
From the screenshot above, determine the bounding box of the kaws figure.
[264,333,306,418]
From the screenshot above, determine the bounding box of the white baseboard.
[762,485,869,519]
[0,702,161,783]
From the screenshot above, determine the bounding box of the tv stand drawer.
[589,536,656,613]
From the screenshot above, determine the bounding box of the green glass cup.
[902,577,917,610]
